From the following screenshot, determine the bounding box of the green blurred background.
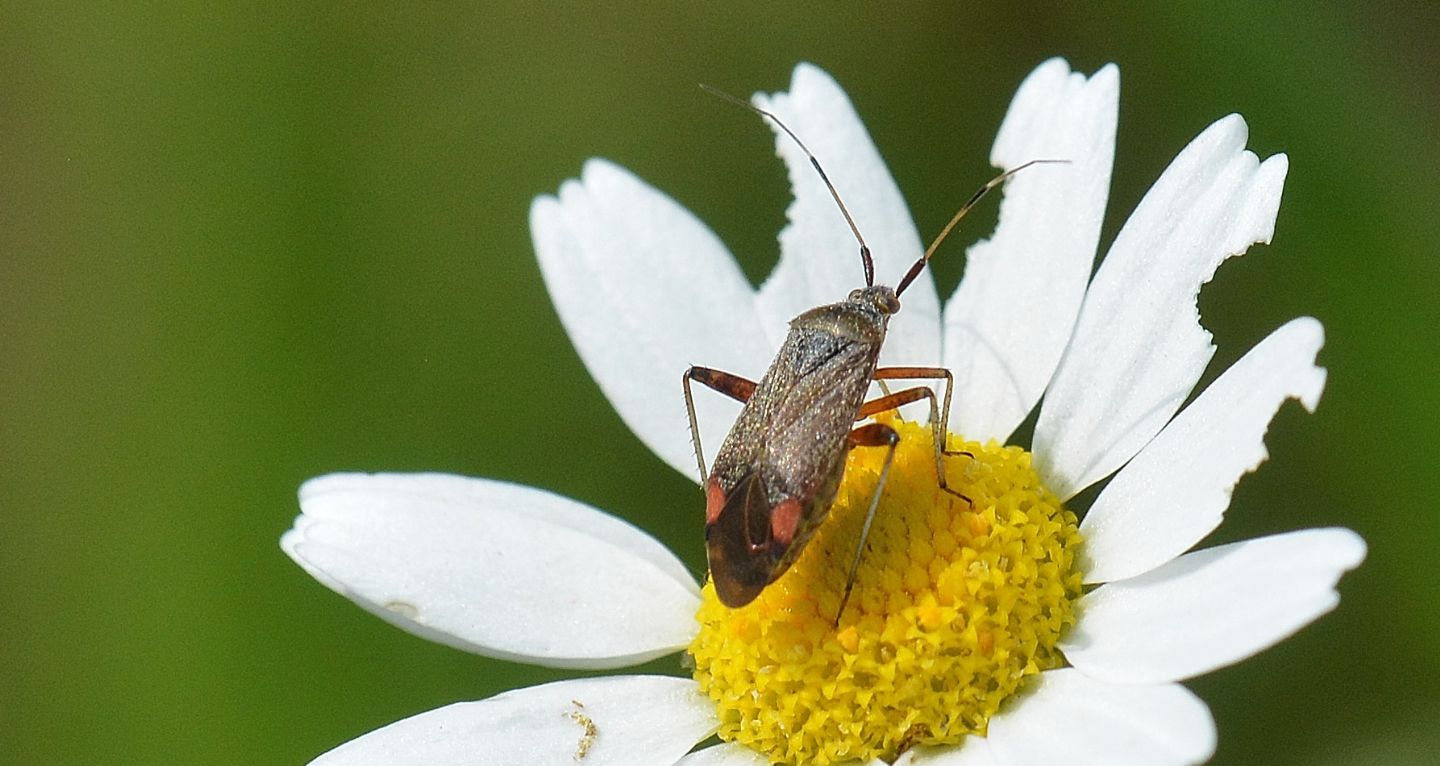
[2,3,1435,764]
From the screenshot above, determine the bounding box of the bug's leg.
[871,367,972,499]
[872,366,955,443]
[874,378,898,419]
[682,366,757,483]
[855,385,930,418]
[835,421,900,627]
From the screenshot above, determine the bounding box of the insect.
[684,85,1056,619]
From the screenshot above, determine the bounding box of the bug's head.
[848,285,901,316]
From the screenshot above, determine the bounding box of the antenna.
[700,83,875,287]
[894,159,1069,296]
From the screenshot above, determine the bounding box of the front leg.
[871,366,954,442]
[682,366,758,483]
[863,367,970,503]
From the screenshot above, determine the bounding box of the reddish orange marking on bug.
[770,499,803,546]
[705,478,727,525]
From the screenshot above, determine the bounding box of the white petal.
[986,669,1215,766]
[895,737,998,766]
[284,473,701,669]
[943,59,1118,442]
[1034,115,1289,499]
[1082,317,1327,583]
[531,159,773,481]
[309,675,715,766]
[1062,528,1366,683]
[674,743,770,766]
[753,62,939,368]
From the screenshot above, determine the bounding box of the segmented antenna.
[894,159,1069,296]
[700,83,875,287]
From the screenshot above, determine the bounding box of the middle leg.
[859,369,971,502]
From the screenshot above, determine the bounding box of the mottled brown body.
[702,286,897,607]
[686,85,1041,613]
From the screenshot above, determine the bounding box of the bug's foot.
[939,483,973,507]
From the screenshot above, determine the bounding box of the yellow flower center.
[689,416,1083,765]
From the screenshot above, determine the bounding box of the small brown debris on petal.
[565,699,597,760]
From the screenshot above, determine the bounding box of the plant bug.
[684,85,1059,620]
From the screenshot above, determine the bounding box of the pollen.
[689,416,1083,765]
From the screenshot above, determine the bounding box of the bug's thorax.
[789,284,900,343]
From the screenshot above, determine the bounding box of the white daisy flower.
[282,59,1366,766]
